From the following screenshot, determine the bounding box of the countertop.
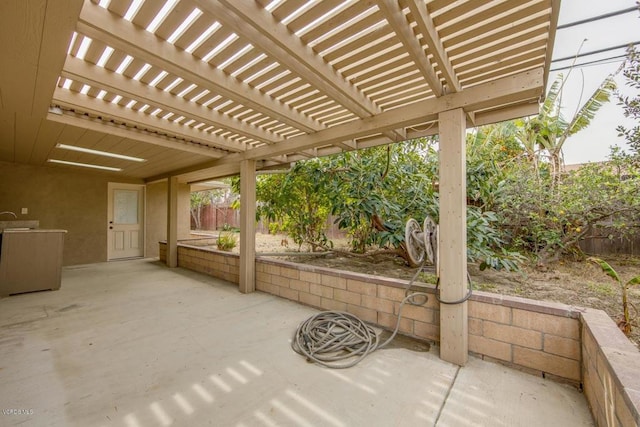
[0,229,67,234]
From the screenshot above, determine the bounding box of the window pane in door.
[114,189,138,224]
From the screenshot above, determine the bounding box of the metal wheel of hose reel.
[404,216,438,268]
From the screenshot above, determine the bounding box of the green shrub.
[217,232,237,251]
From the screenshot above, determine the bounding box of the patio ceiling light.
[55,144,146,162]
[47,159,122,172]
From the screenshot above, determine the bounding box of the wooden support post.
[239,159,257,293]
[438,108,468,366]
[167,176,179,268]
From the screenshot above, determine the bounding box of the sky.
[550,0,639,165]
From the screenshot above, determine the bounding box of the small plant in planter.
[217,232,237,251]
[588,257,640,336]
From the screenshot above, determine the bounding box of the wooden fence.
[256,216,346,238]
[192,205,346,239]
[579,226,640,256]
[191,205,239,231]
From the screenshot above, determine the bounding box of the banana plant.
[588,257,640,336]
[516,73,617,184]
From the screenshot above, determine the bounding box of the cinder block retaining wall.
[160,242,640,425]
[581,310,640,426]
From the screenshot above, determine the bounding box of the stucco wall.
[177,183,191,240]
[0,161,141,265]
[0,161,190,265]
[146,181,166,258]
[145,180,191,258]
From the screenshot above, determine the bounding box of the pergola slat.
[407,0,461,93]
[311,9,384,56]
[376,0,443,96]
[61,56,263,149]
[197,0,383,119]
[286,0,345,35]
[77,2,322,134]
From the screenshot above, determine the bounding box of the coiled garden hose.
[291,262,430,369]
[291,260,473,368]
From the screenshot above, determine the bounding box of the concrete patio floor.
[0,259,593,426]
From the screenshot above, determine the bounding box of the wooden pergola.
[1,0,560,365]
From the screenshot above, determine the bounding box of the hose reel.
[404,216,438,268]
[404,216,473,305]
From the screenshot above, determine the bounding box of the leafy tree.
[498,148,640,264]
[247,137,522,270]
[474,69,624,266]
[235,63,634,271]
[617,46,640,159]
[327,139,438,253]
[466,122,524,210]
[253,160,333,250]
[465,125,527,270]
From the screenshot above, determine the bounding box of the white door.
[108,183,144,260]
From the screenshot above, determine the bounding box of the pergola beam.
[145,160,261,184]
[52,88,229,157]
[77,0,322,134]
[144,69,542,182]
[203,0,380,119]
[155,101,539,185]
[376,0,445,97]
[333,140,358,151]
[46,111,224,158]
[61,56,267,148]
[201,0,404,143]
[542,0,561,90]
[237,68,543,161]
[405,0,461,94]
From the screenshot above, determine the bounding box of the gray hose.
[292,265,430,368]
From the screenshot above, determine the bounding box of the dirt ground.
[248,233,640,349]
